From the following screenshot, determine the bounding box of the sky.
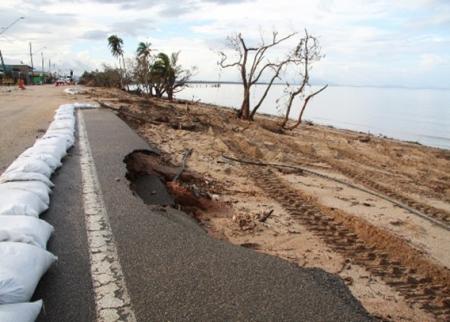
[0,0,449,89]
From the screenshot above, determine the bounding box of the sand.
[85,86,449,321]
[0,85,75,171]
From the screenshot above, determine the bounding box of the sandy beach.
[2,1,449,321]
[81,86,450,322]
[3,85,447,321]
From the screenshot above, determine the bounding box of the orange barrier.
[18,79,26,90]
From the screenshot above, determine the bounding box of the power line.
[0,16,25,36]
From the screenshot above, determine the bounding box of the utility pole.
[29,42,33,71]
[0,50,6,73]
[0,17,25,80]
[41,52,44,73]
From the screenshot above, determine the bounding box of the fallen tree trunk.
[124,150,201,183]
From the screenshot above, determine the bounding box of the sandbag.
[18,151,61,171]
[0,181,51,204]
[74,102,98,109]
[4,157,52,178]
[50,119,75,129]
[22,144,67,162]
[35,135,73,150]
[0,216,53,249]
[54,114,74,121]
[47,120,74,132]
[43,130,74,140]
[0,186,48,217]
[0,242,56,304]
[55,110,74,116]
[57,103,75,111]
[54,116,74,121]
[34,136,70,151]
[41,133,74,149]
[0,300,43,322]
[0,171,54,188]
[64,88,80,95]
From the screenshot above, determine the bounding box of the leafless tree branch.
[286,84,328,130]
[281,29,326,129]
[217,30,298,120]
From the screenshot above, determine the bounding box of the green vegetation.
[80,36,194,101]
[107,35,127,89]
[150,52,194,100]
[79,65,121,87]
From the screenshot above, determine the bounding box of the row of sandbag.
[63,87,82,95]
[0,102,96,322]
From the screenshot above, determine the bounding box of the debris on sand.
[87,87,450,322]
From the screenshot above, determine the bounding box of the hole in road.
[124,149,175,207]
[124,149,221,218]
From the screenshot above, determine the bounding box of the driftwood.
[259,209,274,222]
[173,149,193,181]
[125,151,200,182]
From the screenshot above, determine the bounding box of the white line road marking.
[78,110,137,322]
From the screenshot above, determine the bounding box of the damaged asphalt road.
[30,108,373,321]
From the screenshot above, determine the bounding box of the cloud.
[110,19,155,36]
[81,29,109,40]
[1,0,449,88]
[419,53,447,69]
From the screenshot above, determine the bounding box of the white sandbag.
[0,242,56,304]
[51,119,75,129]
[55,105,74,112]
[57,103,75,111]
[4,157,52,178]
[22,144,67,161]
[0,186,48,217]
[35,135,73,151]
[0,171,54,188]
[55,111,74,116]
[41,133,74,149]
[42,131,74,141]
[33,139,69,157]
[43,130,74,141]
[0,181,51,204]
[74,102,98,109]
[0,300,43,322]
[64,87,80,95]
[47,120,74,131]
[54,113,74,120]
[0,216,54,249]
[18,152,61,171]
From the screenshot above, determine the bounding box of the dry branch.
[173,148,193,181]
[218,31,297,120]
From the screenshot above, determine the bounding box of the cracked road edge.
[78,110,136,322]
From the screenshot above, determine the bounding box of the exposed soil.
[85,86,450,321]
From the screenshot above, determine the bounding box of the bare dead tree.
[281,30,327,129]
[219,31,296,120]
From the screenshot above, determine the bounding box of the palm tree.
[136,42,152,95]
[136,42,151,60]
[151,52,192,100]
[107,35,127,89]
[151,52,172,98]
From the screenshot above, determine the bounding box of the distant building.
[0,64,54,85]
[0,64,33,84]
